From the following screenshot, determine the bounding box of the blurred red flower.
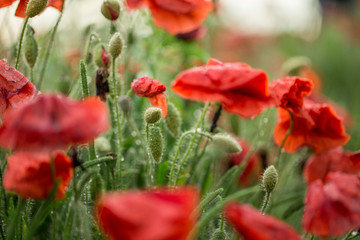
[304,147,360,185]
[0,60,38,119]
[131,77,167,117]
[225,203,301,240]
[3,151,73,199]
[269,76,313,117]
[96,187,199,240]
[229,138,262,187]
[172,58,273,118]
[303,172,360,237]
[126,0,213,34]
[273,99,350,153]
[0,94,109,152]
[0,0,65,18]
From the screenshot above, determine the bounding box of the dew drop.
[135,140,141,145]
[131,131,137,137]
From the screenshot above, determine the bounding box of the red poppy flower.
[229,138,262,187]
[3,151,73,199]
[303,172,360,237]
[269,76,313,117]
[172,58,274,118]
[0,0,64,18]
[304,147,360,185]
[0,60,38,118]
[131,77,167,117]
[273,99,350,153]
[0,94,109,152]
[225,203,302,240]
[96,187,199,240]
[126,0,213,34]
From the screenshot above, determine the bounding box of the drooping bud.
[213,134,242,153]
[118,97,131,116]
[26,0,48,18]
[262,165,278,194]
[109,32,123,59]
[96,67,110,101]
[24,26,38,68]
[148,127,163,163]
[165,102,181,137]
[95,137,111,154]
[90,172,105,202]
[94,43,111,68]
[144,107,162,124]
[101,0,120,21]
[211,229,228,240]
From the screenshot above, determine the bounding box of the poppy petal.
[148,93,167,117]
[15,0,28,18]
[0,0,16,8]
[126,0,146,9]
[47,0,65,11]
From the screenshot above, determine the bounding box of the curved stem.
[37,12,63,89]
[15,16,29,69]
[261,192,271,213]
[172,102,210,185]
[275,111,294,168]
[84,33,100,64]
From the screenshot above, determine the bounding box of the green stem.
[6,198,26,240]
[84,33,100,64]
[275,112,294,168]
[342,231,354,240]
[261,192,271,213]
[15,16,29,69]
[80,61,89,98]
[82,156,115,168]
[72,169,78,201]
[30,67,34,83]
[37,12,63,89]
[172,102,210,185]
[199,188,223,211]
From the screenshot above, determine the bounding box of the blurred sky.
[0,0,322,48]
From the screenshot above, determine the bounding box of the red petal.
[131,77,166,97]
[47,0,65,11]
[15,0,28,18]
[0,0,16,8]
[126,0,146,9]
[148,93,167,118]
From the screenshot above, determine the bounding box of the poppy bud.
[118,97,131,116]
[211,229,228,240]
[95,137,111,154]
[148,127,163,163]
[24,26,38,68]
[213,134,242,153]
[101,0,120,21]
[144,107,162,124]
[109,32,123,59]
[90,172,105,202]
[262,165,278,194]
[94,43,111,68]
[165,102,181,137]
[26,0,48,18]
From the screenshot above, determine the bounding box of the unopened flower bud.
[109,32,123,59]
[213,134,241,153]
[262,165,278,194]
[144,107,162,124]
[95,137,111,154]
[148,127,163,163]
[94,43,111,68]
[101,0,120,21]
[26,0,48,18]
[118,97,131,116]
[211,229,228,240]
[165,102,181,137]
[24,26,38,68]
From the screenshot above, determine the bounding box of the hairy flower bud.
[24,26,38,68]
[262,165,278,193]
[94,43,111,68]
[148,127,163,163]
[118,97,131,116]
[213,134,241,153]
[144,107,162,124]
[211,229,228,240]
[165,102,181,137]
[101,0,120,21]
[26,0,48,18]
[109,32,123,59]
[95,137,111,154]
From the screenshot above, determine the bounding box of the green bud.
[26,0,48,18]
[165,102,181,137]
[94,43,111,68]
[24,26,38,68]
[90,172,105,202]
[211,229,228,240]
[144,107,162,124]
[281,56,311,75]
[148,127,163,163]
[101,0,120,21]
[94,137,111,154]
[118,97,131,116]
[109,32,123,58]
[262,165,278,193]
[213,134,241,153]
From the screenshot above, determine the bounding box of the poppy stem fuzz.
[15,16,29,69]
